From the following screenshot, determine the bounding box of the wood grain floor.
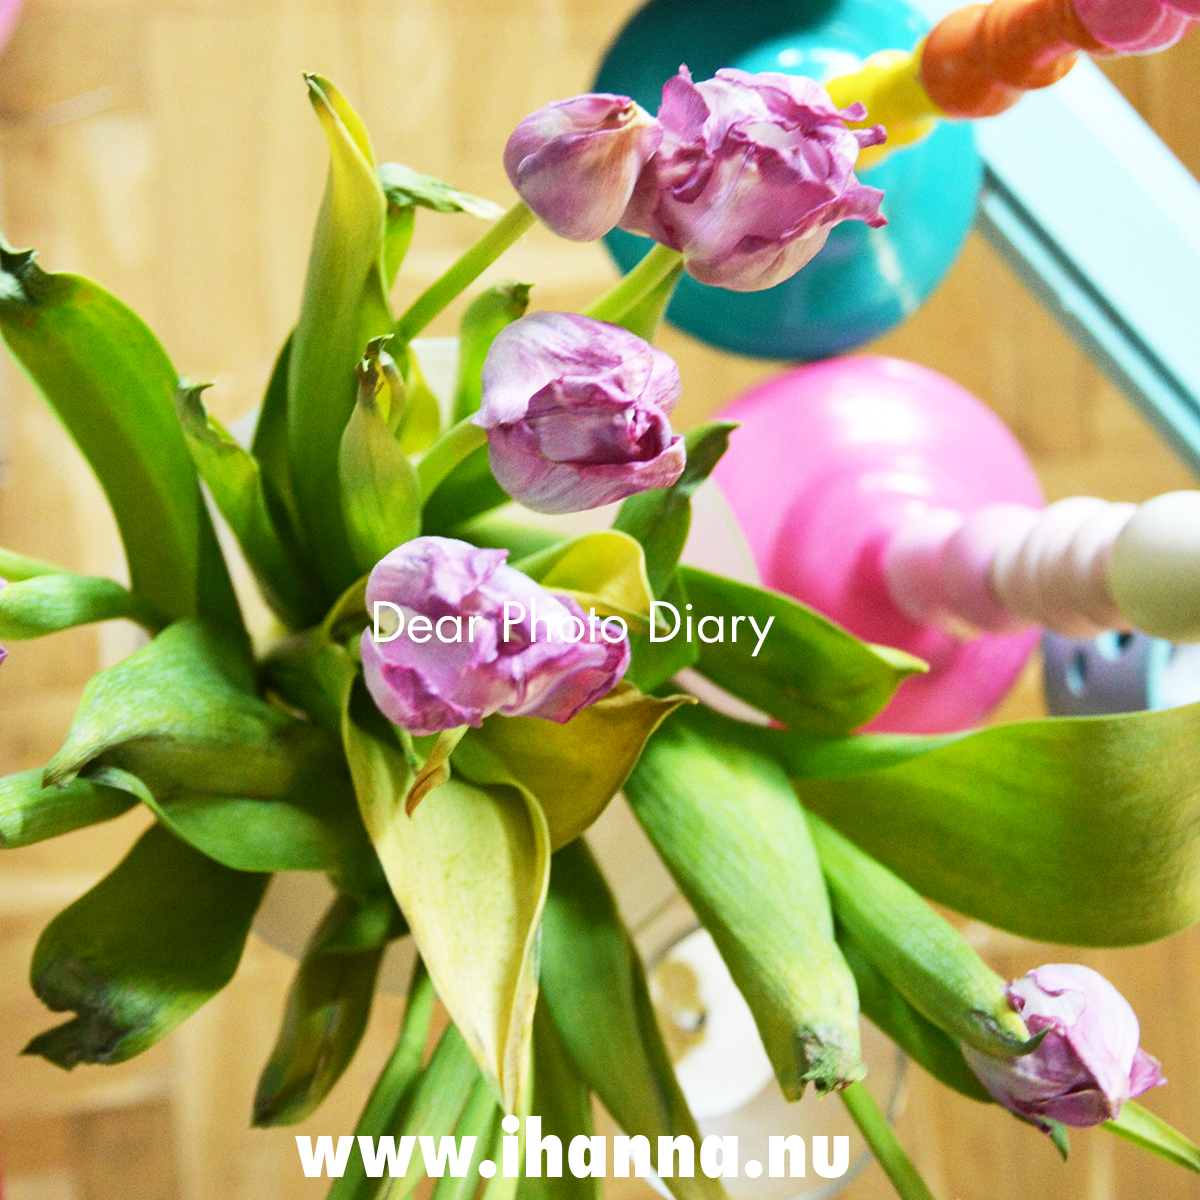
[0,2,1198,1198]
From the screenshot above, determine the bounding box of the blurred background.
[0,1,1198,1197]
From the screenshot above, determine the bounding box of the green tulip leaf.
[540,839,727,1200]
[42,620,374,886]
[614,422,737,598]
[0,768,136,849]
[288,75,394,596]
[375,1021,483,1200]
[379,163,506,220]
[455,683,690,851]
[0,572,153,640]
[837,926,994,1104]
[625,574,700,694]
[251,333,305,547]
[0,243,240,631]
[454,512,567,563]
[326,961,437,1200]
[518,1001,599,1200]
[433,1075,502,1200]
[808,812,1034,1057]
[25,822,266,1067]
[453,281,533,423]
[43,619,266,785]
[0,546,70,581]
[253,891,393,1127]
[624,705,863,1098]
[516,531,654,620]
[176,383,322,628]
[765,728,957,780]
[338,383,422,574]
[794,704,1200,946]
[262,635,358,736]
[343,682,549,1111]
[1105,1101,1200,1174]
[678,565,925,734]
[90,760,374,888]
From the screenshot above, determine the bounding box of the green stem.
[396,201,536,342]
[326,960,434,1200]
[417,417,488,500]
[840,1081,937,1200]
[584,242,683,324]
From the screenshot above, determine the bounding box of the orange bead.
[921,0,1107,118]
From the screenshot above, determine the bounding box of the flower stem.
[396,201,537,342]
[325,960,434,1200]
[840,1081,937,1200]
[584,242,684,324]
[417,417,489,500]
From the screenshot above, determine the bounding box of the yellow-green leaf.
[0,572,153,640]
[1106,1101,1200,1173]
[808,812,1033,1057]
[288,75,393,595]
[517,531,654,618]
[343,684,549,1111]
[794,704,1200,945]
[625,705,864,1097]
[0,246,240,631]
[455,683,690,850]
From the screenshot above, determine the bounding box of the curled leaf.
[0,769,135,849]
[25,823,266,1067]
[625,705,863,1097]
[808,811,1034,1057]
[343,683,549,1111]
[289,75,394,595]
[379,163,506,219]
[454,683,689,849]
[0,572,153,640]
[406,726,468,815]
[253,892,393,1127]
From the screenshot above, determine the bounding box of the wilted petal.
[362,537,629,736]
[476,312,685,514]
[962,963,1165,1129]
[504,94,663,241]
[620,65,885,292]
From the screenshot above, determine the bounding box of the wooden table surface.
[0,2,1198,1198]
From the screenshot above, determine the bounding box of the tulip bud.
[360,537,629,736]
[504,94,663,241]
[961,964,1164,1128]
[474,312,686,514]
[620,66,886,292]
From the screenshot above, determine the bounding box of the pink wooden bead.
[712,356,1043,733]
[1073,0,1196,51]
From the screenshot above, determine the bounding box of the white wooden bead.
[1108,491,1200,642]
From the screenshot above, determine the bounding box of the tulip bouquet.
[3,63,1200,1200]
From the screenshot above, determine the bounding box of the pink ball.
[712,356,1043,733]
